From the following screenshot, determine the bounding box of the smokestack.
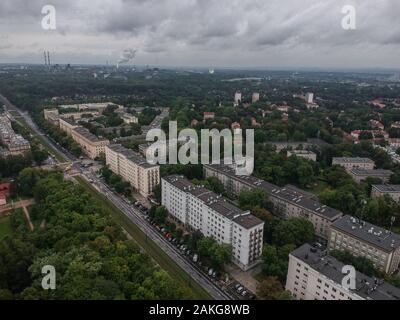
[44,51,47,66]
[47,51,51,66]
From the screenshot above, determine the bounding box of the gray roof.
[162,175,263,228]
[372,184,400,193]
[331,215,400,252]
[107,144,158,168]
[292,244,400,300]
[350,168,393,176]
[72,127,108,143]
[333,157,375,164]
[204,164,342,221]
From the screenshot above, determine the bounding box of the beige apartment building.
[71,127,109,159]
[328,215,400,274]
[286,244,400,300]
[59,118,82,135]
[332,157,375,171]
[105,144,160,197]
[371,184,400,202]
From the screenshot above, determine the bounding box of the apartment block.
[105,144,160,197]
[121,113,138,124]
[71,127,110,159]
[371,184,400,202]
[286,244,400,300]
[58,102,121,114]
[0,115,30,156]
[162,175,264,270]
[328,215,400,274]
[287,150,317,161]
[204,164,342,239]
[350,168,393,183]
[59,117,81,135]
[332,157,375,171]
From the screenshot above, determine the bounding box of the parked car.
[237,286,244,293]
[208,268,213,276]
[192,254,198,263]
[241,291,247,297]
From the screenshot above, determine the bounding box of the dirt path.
[22,206,34,231]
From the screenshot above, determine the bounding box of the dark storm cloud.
[0,0,399,67]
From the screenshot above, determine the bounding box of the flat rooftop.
[107,144,158,168]
[292,244,400,300]
[204,164,342,220]
[73,127,108,143]
[331,215,400,252]
[163,175,263,228]
[372,184,400,193]
[350,168,393,176]
[333,157,375,164]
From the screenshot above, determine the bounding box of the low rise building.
[71,127,109,159]
[0,115,30,156]
[332,157,375,171]
[121,113,138,124]
[371,184,400,202]
[162,175,264,270]
[286,244,400,300]
[204,164,342,239]
[105,144,160,197]
[328,215,400,274]
[287,150,317,161]
[350,168,393,183]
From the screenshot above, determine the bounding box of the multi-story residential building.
[58,102,121,114]
[0,115,30,156]
[43,108,60,125]
[350,168,393,183]
[371,184,400,202]
[59,118,82,135]
[121,113,138,124]
[204,164,342,239]
[162,175,264,270]
[286,243,400,300]
[203,112,215,121]
[252,93,260,103]
[234,92,242,106]
[287,150,317,161]
[305,92,314,104]
[350,130,389,140]
[369,119,385,130]
[332,157,375,171]
[71,127,109,159]
[328,215,400,274]
[105,144,160,197]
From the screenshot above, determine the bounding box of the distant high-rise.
[234,92,242,106]
[305,92,314,104]
[252,92,260,103]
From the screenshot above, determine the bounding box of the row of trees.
[100,166,131,196]
[0,168,188,299]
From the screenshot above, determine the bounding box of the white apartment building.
[71,127,110,160]
[332,157,375,171]
[162,175,264,270]
[234,92,242,106]
[0,115,30,156]
[328,215,400,274]
[203,164,342,240]
[305,92,314,104]
[371,184,400,202]
[252,93,260,103]
[105,144,160,197]
[350,168,393,184]
[286,244,400,300]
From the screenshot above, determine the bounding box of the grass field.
[0,216,12,240]
[75,176,212,300]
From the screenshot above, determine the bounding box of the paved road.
[0,94,232,300]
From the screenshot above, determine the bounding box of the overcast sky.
[0,0,399,69]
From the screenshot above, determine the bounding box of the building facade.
[332,157,375,171]
[105,144,160,197]
[349,168,393,183]
[71,127,110,159]
[203,164,342,239]
[286,244,400,300]
[162,175,264,270]
[287,150,317,161]
[371,184,400,202]
[328,215,400,274]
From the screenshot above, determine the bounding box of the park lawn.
[75,176,212,300]
[0,216,12,240]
